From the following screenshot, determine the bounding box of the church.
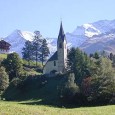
[43,22,67,74]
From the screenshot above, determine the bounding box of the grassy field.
[0,54,7,60]
[0,100,115,115]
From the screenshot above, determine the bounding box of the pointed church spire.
[58,21,65,41]
[59,21,64,36]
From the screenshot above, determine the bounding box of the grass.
[0,54,7,60]
[0,100,115,115]
[2,76,62,107]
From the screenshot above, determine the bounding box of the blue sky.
[0,0,115,38]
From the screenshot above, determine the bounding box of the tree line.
[22,31,50,66]
[58,48,115,105]
[0,45,115,106]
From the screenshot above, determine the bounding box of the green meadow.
[0,100,115,115]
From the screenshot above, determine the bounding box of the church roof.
[58,22,66,41]
[48,51,58,62]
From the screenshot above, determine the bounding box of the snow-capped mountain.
[80,29,115,54]
[3,19,115,57]
[4,30,35,56]
[67,19,115,54]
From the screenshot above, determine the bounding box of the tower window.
[54,61,56,66]
[59,43,62,48]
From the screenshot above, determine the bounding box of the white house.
[43,22,67,74]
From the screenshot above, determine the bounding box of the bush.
[2,52,23,81]
[10,78,22,87]
[87,75,115,105]
[58,73,79,104]
[0,66,9,92]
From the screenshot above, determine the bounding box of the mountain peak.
[2,19,115,57]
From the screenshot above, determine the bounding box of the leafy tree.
[88,75,115,104]
[85,57,115,104]
[32,31,42,66]
[58,73,79,103]
[22,40,33,65]
[0,66,9,92]
[40,39,50,66]
[2,53,23,81]
[97,57,114,77]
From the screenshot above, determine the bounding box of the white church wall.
[43,60,58,74]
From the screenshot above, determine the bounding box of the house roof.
[48,51,58,62]
[0,40,11,46]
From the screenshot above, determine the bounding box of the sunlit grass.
[0,100,115,115]
[0,54,7,59]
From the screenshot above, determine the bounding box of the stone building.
[0,40,11,54]
[43,22,67,74]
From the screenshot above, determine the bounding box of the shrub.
[87,75,115,105]
[0,66,9,92]
[58,73,79,104]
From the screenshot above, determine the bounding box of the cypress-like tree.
[40,39,50,66]
[68,47,93,84]
[32,31,42,66]
[22,40,33,65]
[0,66,9,91]
[2,53,23,81]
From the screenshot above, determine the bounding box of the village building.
[0,40,11,54]
[43,22,67,74]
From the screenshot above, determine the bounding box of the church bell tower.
[57,22,67,73]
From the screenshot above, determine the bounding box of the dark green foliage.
[58,73,79,104]
[93,52,99,59]
[109,53,113,61]
[68,47,94,84]
[88,75,115,105]
[22,41,33,65]
[2,52,23,81]
[81,57,115,105]
[32,31,43,66]
[22,31,49,68]
[1,46,115,106]
[40,39,50,66]
[1,77,22,100]
[0,66,9,91]
[10,77,22,87]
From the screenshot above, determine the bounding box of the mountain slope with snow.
[3,19,115,56]
[80,30,115,54]
[4,30,35,56]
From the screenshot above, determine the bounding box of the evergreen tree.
[85,57,115,104]
[110,53,113,61]
[40,39,50,66]
[32,31,42,66]
[0,66,9,91]
[68,47,93,84]
[22,40,33,65]
[2,53,23,81]
[93,52,99,59]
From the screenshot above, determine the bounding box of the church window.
[54,61,56,66]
